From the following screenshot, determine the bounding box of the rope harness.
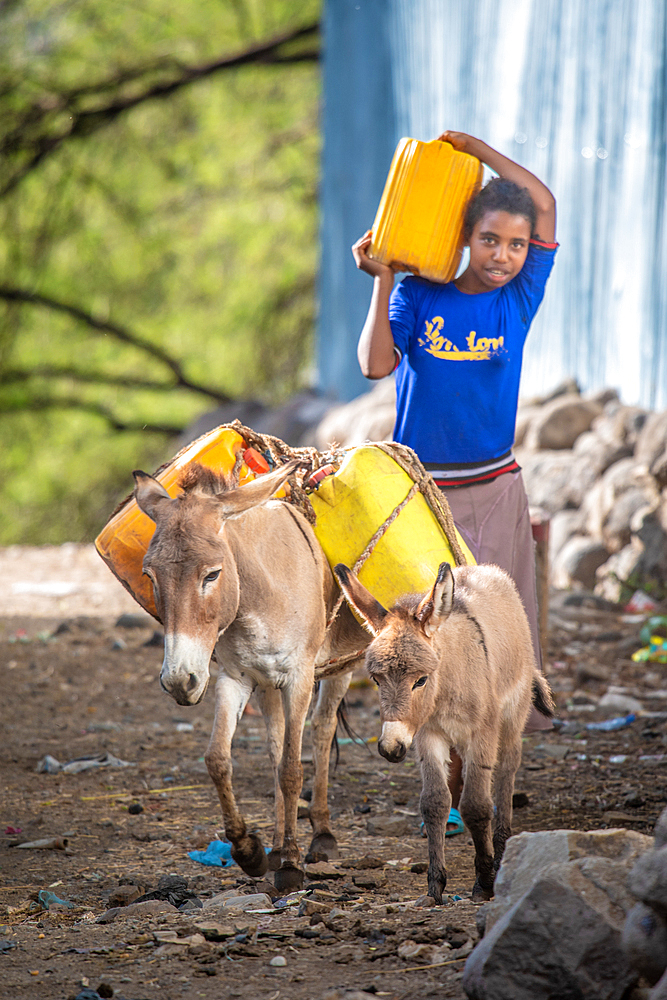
[221,423,468,678]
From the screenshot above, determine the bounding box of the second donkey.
[335,560,554,903]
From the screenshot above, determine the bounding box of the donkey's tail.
[532,673,555,718]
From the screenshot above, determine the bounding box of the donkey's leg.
[255,686,286,872]
[274,676,313,894]
[308,671,352,860]
[460,757,496,902]
[492,725,522,872]
[416,732,451,905]
[205,672,268,878]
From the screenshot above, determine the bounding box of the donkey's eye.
[412,676,428,690]
[203,570,221,585]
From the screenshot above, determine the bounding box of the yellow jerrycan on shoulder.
[95,426,266,620]
[368,137,483,284]
[309,445,474,611]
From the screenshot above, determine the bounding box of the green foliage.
[0,0,320,543]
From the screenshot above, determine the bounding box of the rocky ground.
[1,545,666,1000]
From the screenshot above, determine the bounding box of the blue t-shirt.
[388,242,558,465]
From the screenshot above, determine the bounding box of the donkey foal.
[335,561,554,904]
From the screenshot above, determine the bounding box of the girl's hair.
[464,177,537,241]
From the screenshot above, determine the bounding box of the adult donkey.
[133,458,368,893]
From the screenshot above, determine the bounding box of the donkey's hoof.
[267,848,282,872]
[231,833,268,878]
[471,878,494,903]
[427,865,447,905]
[308,832,339,861]
[274,863,304,894]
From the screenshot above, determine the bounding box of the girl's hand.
[351,230,395,279]
[437,130,477,153]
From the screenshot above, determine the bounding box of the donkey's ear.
[416,562,455,637]
[214,458,303,520]
[133,471,173,523]
[334,564,388,636]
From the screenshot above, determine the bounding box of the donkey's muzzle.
[379,740,407,763]
[378,720,413,763]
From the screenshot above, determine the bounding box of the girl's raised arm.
[352,230,398,379]
[439,131,556,244]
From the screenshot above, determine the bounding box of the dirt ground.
[1,544,665,1000]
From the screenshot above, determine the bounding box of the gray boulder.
[464,829,652,1000]
[523,394,603,451]
[548,509,586,566]
[480,829,652,935]
[591,401,647,451]
[517,450,599,514]
[623,807,667,990]
[463,875,638,1000]
[552,536,610,590]
[572,429,633,478]
[623,902,667,984]
[636,410,667,471]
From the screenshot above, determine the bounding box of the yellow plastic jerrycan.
[309,446,474,611]
[95,426,261,619]
[368,138,483,284]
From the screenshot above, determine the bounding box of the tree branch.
[0,21,320,198]
[0,285,233,404]
[0,395,183,434]
[2,365,181,393]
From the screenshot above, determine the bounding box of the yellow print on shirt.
[418,316,504,360]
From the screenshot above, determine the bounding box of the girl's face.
[458,210,531,293]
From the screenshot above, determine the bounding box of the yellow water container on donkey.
[95,426,255,620]
[309,446,474,610]
[368,137,483,284]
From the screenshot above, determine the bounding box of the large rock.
[480,829,651,935]
[517,450,600,514]
[591,401,648,451]
[551,536,609,590]
[635,410,667,471]
[622,807,667,988]
[463,874,639,1000]
[572,432,633,479]
[579,458,639,537]
[463,829,651,1000]
[596,502,667,601]
[523,394,603,451]
[548,509,586,566]
[623,902,667,984]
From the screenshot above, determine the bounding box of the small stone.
[269,955,287,967]
[128,802,144,815]
[366,815,413,838]
[410,862,428,874]
[304,861,344,880]
[340,856,385,870]
[107,885,141,908]
[220,893,273,912]
[413,894,437,908]
[298,898,333,917]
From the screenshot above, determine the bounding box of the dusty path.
[0,545,664,999]
[0,544,141,629]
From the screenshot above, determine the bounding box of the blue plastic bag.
[586,713,636,732]
[188,840,236,867]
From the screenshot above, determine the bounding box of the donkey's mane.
[178,462,237,496]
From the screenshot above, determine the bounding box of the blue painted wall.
[319,0,667,409]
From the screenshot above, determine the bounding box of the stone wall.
[310,378,667,603]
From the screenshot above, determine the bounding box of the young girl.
[352,130,557,833]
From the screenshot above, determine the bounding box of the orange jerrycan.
[95,426,261,619]
[368,138,483,284]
